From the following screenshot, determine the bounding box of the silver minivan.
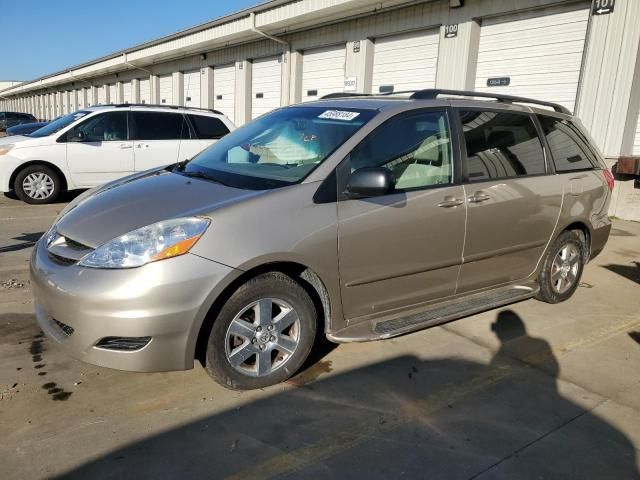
[31,89,613,390]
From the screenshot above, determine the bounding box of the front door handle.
[119,143,133,149]
[468,191,491,203]
[437,196,464,208]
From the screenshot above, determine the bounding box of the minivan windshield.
[29,111,91,138]
[180,106,376,189]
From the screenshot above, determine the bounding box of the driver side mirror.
[345,167,395,199]
[68,130,85,142]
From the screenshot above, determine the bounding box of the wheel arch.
[561,221,592,260]
[9,160,68,192]
[193,261,333,365]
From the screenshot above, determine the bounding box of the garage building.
[1,0,639,221]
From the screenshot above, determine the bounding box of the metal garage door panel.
[213,64,235,123]
[139,78,151,104]
[184,69,201,108]
[302,45,346,102]
[159,74,173,105]
[633,111,640,155]
[475,5,589,113]
[251,56,282,119]
[122,82,132,104]
[77,89,85,109]
[372,29,439,94]
[108,84,117,104]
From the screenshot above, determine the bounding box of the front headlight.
[0,144,14,156]
[79,217,210,269]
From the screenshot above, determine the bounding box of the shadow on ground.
[57,311,639,479]
[603,262,640,285]
[0,232,44,253]
[3,189,85,204]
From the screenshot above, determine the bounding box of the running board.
[328,285,538,342]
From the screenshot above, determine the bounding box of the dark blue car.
[5,120,49,136]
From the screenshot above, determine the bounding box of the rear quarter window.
[537,115,595,172]
[188,115,230,139]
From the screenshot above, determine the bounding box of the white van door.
[65,111,134,187]
[131,110,187,170]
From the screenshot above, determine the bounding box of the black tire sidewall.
[14,165,61,204]
[205,272,317,390]
[537,231,585,304]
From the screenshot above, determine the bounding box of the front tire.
[536,230,585,304]
[205,272,317,390]
[14,165,61,204]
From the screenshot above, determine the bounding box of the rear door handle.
[437,196,464,208]
[468,191,491,203]
[119,143,133,149]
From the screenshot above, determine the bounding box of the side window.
[348,110,453,190]
[72,112,128,142]
[459,110,545,181]
[132,112,189,140]
[188,115,230,139]
[537,116,594,172]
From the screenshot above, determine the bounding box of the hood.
[0,135,29,146]
[55,169,264,248]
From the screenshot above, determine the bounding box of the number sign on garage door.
[213,64,236,123]
[372,29,439,94]
[302,45,346,102]
[251,56,282,119]
[184,69,201,108]
[475,4,589,113]
[139,78,151,104]
[159,74,173,105]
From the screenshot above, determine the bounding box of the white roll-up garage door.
[475,4,589,113]
[108,84,117,104]
[372,29,439,94]
[301,45,346,102]
[213,64,235,123]
[159,74,173,105]
[183,69,201,108]
[139,78,151,104]
[122,81,132,104]
[77,89,85,109]
[251,56,282,119]
[97,86,106,104]
[633,112,640,155]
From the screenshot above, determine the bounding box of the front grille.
[95,336,152,351]
[47,251,77,265]
[53,319,75,337]
[47,233,93,263]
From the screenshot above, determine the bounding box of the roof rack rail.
[408,89,571,114]
[320,90,421,99]
[320,92,375,99]
[92,103,224,115]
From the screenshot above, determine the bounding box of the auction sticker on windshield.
[318,110,360,121]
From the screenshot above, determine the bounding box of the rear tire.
[14,165,61,204]
[205,272,317,390]
[536,230,585,304]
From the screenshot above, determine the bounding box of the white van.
[0,105,234,203]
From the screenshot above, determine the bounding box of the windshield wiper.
[173,158,191,171]
[177,169,231,187]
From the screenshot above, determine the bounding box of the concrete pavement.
[0,192,639,479]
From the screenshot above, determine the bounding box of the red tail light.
[603,169,614,191]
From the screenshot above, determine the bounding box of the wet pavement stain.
[287,360,333,387]
[28,332,73,401]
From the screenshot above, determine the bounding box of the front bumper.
[30,239,238,372]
